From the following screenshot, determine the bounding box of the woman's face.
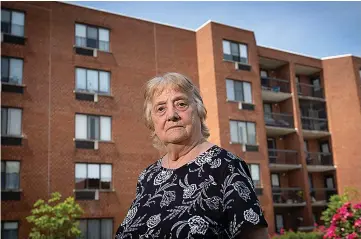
[151,87,201,145]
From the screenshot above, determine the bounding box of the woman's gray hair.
[143,72,210,150]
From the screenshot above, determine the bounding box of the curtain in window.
[88,219,100,239]
[75,114,87,139]
[88,116,99,140]
[238,122,247,144]
[11,11,24,36]
[8,108,22,136]
[243,82,252,103]
[99,29,109,51]
[1,58,9,82]
[5,161,20,189]
[87,164,100,189]
[100,117,111,141]
[76,68,87,91]
[225,79,235,101]
[99,71,110,93]
[75,164,87,189]
[9,58,23,84]
[101,219,113,239]
[239,44,248,63]
[75,24,86,47]
[229,121,238,143]
[86,70,98,93]
[246,122,256,144]
[234,81,244,102]
[100,165,111,189]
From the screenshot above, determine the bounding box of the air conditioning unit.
[94,140,99,150]
[95,189,99,200]
[94,93,98,102]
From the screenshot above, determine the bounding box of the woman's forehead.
[152,85,189,101]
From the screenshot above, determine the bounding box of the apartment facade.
[1,2,361,238]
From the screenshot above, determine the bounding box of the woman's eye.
[177,102,188,108]
[156,106,165,112]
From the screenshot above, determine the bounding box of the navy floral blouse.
[115,145,268,238]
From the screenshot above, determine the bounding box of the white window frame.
[222,39,248,64]
[75,114,111,141]
[75,163,112,190]
[229,120,256,145]
[1,57,24,85]
[75,23,110,51]
[248,164,261,187]
[226,79,252,103]
[1,9,25,37]
[75,67,110,94]
[1,107,22,136]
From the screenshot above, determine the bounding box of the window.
[359,69,361,79]
[75,163,112,190]
[1,9,24,37]
[1,57,23,84]
[226,79,252,103]
[75,114,111,141]
[260,70,268,78]
[271,173,280,187]
[78,218,113,239]
[1,107,22,136]
[75,23,110,51]
[222,40,248,63]
[248,164,261,187]
[229,120,256,144]
[1,161,20,191]
[275,214,284,233]
[75,68,110,94]
[1,221,18,239]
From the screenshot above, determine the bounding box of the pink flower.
[353,203,361,210]
[280,228,284,235]
[354,219,361,227]
[346,232,358,239]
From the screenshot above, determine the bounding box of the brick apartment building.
[1,2,361,238]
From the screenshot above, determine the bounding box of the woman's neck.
[166,137,205,163]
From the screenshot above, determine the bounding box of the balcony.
[273,188,306,207]
[261,77,292,102]
[265,112,296,136]
[297,82,325,101]
[306,152,335,172]
[301,117,330,139]
[310,188,337,206]
[269,149,301,172]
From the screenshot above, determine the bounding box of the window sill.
[73,90,113,98]
[1,82,26,87]
[73,138,114,143]
[1,82,26,94]
[73,45,111,54]
[1,135,25,146]
[1,189,23,192]
[73,189,115,193]
[226,100,255,111]
[223,59,249,65]
[1,33,26,45]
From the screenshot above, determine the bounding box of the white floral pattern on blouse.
[115,145,267,239]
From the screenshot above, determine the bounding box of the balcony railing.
[310,188,337,203]
[306,152,333,166]
[75,36,109,52]
[269,149,298,165]
[272,188,305,204]
[265,112,294,128]
[297,83,324,98]
[301,117,328,131]
[261,77,290,93]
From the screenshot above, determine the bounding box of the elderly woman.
[115,73,268,239]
